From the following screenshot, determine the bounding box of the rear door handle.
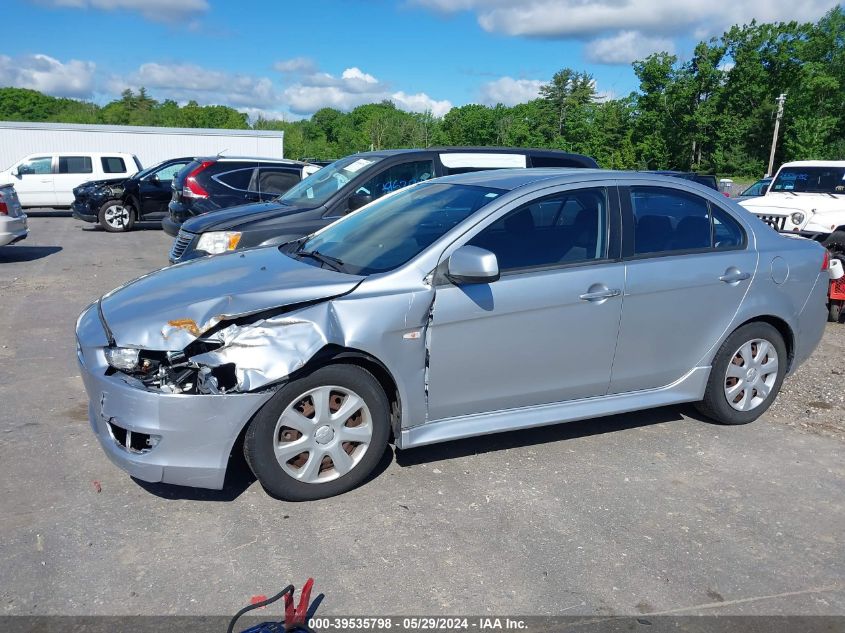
[719,271,751,283]
[579,288,621,302]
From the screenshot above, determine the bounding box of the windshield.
[290,182,505,275]
[741,179,770,197]
[278,155,384,207]
[771,167,845,194]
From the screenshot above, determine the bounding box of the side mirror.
[151,173,160,183]
[447,246,500,285]
[348,193,373,211]
[10,166,19,177]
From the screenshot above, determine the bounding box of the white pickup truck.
[739,160,845,252]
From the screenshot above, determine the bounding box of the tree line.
[1,7,842,177]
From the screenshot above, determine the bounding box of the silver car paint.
[76,169,828,489]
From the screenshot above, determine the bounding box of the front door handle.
[579,288,621,302]
[719,270,751,284]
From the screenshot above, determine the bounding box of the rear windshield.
[771,166,845,194]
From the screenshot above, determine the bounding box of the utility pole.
[766,93,786,177]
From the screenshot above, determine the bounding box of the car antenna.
[217,148,228,157]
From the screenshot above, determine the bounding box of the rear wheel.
[98,201,134,232]
[829,301,843,323]
[244,364,390,501]
[695,322,787,425]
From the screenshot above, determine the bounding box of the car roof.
[779,160,845,168]
[24,151,135,157]
[193,156,307,165]
[345,147,596,161]
[434,168,662,190]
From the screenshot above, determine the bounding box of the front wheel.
[695,322,787,425]
[244,364,390,501]
[98,201,134,232]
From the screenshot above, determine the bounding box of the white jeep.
[739,160,845,253]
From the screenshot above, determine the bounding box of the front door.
[426,185,625,421]
[609,184,758,393]
[140,161,188,218]
[14,156,55,207]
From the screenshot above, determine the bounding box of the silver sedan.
[76,169,829,500]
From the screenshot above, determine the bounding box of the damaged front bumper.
[76,305,273,489]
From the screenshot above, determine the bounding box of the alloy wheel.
[103,204,130,229]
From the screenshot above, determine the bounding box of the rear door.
[212,165,257,206]
[14,156,55,207]
[609,182,756,393]
[54,156,94,206]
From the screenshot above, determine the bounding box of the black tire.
[695,322,787,425]
[829,301,843,323]
[98,200,135,232]
[823,230,845,251]
[244,364,390,501]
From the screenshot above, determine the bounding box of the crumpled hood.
[100,246,363,350]
[74,177,129,193]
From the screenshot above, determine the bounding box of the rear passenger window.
[712,206,744,249]
[469,188,608,272]
[631,187,711,255]
[215,168,255,190]
[253,168,299,194]
[58,156,93,174]
[101,156,126,173]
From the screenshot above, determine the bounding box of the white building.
[0,121,284,170]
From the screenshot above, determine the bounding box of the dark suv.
[163,157,317,236]
[168,147,598,263]
[72,157,193,232]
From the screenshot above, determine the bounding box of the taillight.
[183,161,213,199]
[822,250,830,271]
[0,201,7,216]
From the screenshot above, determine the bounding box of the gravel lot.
[0,213,843,618]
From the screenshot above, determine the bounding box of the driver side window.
[19,156,52,175]
[154,163,187,181]
[469,188,609,272]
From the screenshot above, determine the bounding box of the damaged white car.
[77,169,828,500]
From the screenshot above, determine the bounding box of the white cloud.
[585,31,675,65]
[391,91,452,117]
[0,53,95,98]
[282,66,452,116]
[116,62,279,108]
[35,0,208,22]
[412,0,838,39]
[273,57,317,74]
[478,76,543,106]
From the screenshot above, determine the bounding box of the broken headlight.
[104,347,141,371]
[197,231,242,255]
